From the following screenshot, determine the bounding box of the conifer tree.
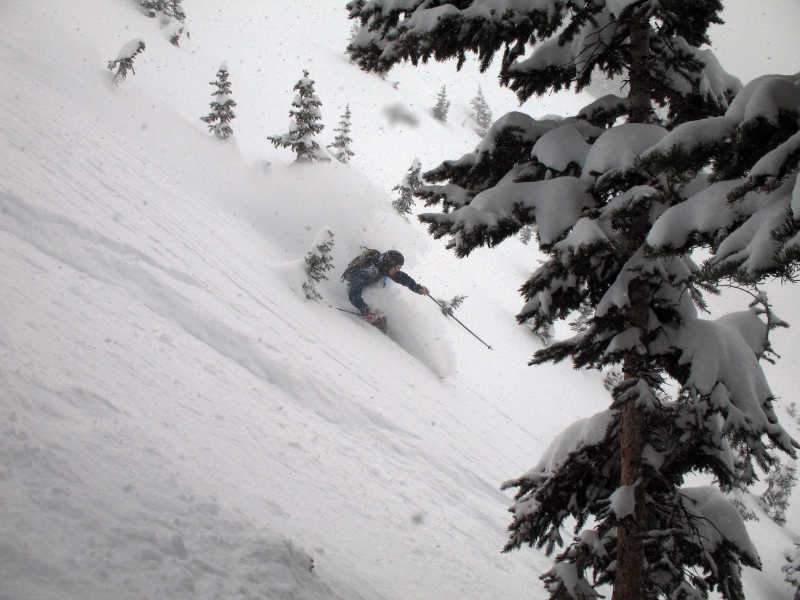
[269,70,330,163]
[470,86,492,137]
[391,158,422,215]
[328,105,355,164]
[303,228,335,300]
[347,3,798,599]
[431,86,450,122]
[107,39,145,85]
[518,225,534,245]
[200,62,236,139]
[439,295,467,317]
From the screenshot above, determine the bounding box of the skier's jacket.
[347,253,423,314]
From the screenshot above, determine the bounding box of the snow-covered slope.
[1,2,799,600]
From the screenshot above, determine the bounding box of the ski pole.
[428,295,492,350]
[330,305,363,316]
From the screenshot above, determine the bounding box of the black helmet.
[383,250,404,269]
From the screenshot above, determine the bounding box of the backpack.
[341,248,381,283]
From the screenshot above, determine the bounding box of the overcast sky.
[711,0,800,83]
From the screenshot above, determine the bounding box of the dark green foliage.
[641,104,800,285]
[577,95,631,129]
[773,216,800,282]
[419,122,538,212]
[724,113,800,195]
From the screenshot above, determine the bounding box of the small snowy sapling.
[439,295,466,317]
[200,62,236,139]
[303,228,335,300]
[470,86,492,137]
[108,39,145,85]
[391,158,422,215]
[269,70,330,163]
[327,105,354,164]
[431,86,450,122]
[518,225,534,245]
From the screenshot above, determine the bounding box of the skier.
[345,250,429,331]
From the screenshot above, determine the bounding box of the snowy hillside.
[1,2,799,600]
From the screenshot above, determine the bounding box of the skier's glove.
[363,311,375,323]
[418,286,429,295]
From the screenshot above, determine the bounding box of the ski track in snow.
[1,2,799,600]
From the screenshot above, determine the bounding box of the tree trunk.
[612,13,652,600]
[614,276,649,600]
[628,15,653,125]
[614,391,646,600]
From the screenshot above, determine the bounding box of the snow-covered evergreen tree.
[269,70,330,163]
[327,105,354,164]
[391,158,422,215]
[431,86,450,122]
[348,3,798,599]
[200,62,236,139]
[107,39,145,85]
[141,0,185,21]
[470,86,492,137]
[302,228,335,300]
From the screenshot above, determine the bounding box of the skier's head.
[382,250,404,271]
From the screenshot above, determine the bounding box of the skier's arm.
[390,271,427,294]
